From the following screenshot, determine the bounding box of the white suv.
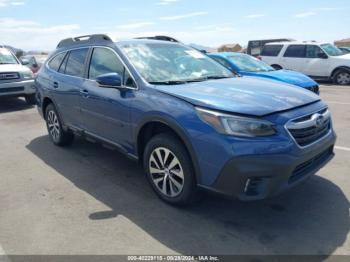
[260,41,350,85]
[0,48,36,104]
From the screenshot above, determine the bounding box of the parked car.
[260,41,350,85]
[208,52,320,94]
[0,47,36,104]
[20,55,48,74]
[36,34,336,205]
[247,39,294,57]
[339,47,350,54]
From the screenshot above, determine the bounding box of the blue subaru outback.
[35,35,336,205]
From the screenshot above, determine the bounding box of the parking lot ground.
[0,85,349,256]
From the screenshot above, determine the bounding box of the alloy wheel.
[47,110,60,142]
[149,147,185,197]
[337,72,350,85]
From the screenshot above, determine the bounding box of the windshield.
[0,49,18,65]
[228,54,274,72]
[121,42,233,83]
[321,44,344,56]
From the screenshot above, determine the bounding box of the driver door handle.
[80,89,89,98]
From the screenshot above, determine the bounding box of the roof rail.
[135,35,181,43]
[57,34,113,49]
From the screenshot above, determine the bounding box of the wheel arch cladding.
[332,66,350,78]
[136,116,202,184]
[42,97,54,117]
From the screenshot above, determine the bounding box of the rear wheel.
[25,94,37,105]
[144,133,198,206]
[45,103,74,146]
[334,69,350,85]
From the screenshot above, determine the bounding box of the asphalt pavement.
[0,85,349,257]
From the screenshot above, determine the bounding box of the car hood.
[0,64,30,73]
[241,70,317,88]
[334,53,350,61]
[154,77,320,116]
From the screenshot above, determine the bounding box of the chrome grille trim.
[0,72,20,80]
[285,107,332,148]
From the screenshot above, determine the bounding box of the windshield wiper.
[186,75,234,82]
[207,75,233,80]
[149,80,189,85]
[149,75,234,85]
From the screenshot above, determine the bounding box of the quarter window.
[124,70,136,88]
[64,48,89,77]
[283,45,306,58]
[48,52,66,72]
[261,45,283,56]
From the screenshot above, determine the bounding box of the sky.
[0,0,349,51]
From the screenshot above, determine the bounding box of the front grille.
[0,86,24,93]
[287,108,331,147]
[0,72,20,81]
[289,147,333,184]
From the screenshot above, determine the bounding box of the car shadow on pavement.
[0,97,33,113]
[26,136,350,256]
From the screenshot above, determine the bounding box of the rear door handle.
[53,82,59,89]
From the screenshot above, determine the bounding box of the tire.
[45,103,74,146]
[333,69,350,85]
[25,94,37,105]
[271,64,282,70]
[143,133,198,206]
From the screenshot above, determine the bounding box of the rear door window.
[58,53,69,73]
[48,52,66,71]
[283,45,306,58]
[64,48,89,77]
[261,45,283,56]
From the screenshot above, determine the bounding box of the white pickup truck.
[0,48,36,104]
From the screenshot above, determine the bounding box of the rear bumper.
[203,130,336,201]
[0,79,35,97]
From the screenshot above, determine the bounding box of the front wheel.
[143,133,198,206]
[45,103,74,146]
[334,69,350,85]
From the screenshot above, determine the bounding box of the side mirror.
[21,59,30,65]
[96,73,122,88]
[317,52,328,59]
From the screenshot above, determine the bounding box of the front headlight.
[22,70,34,79]
[196,107,276,137]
